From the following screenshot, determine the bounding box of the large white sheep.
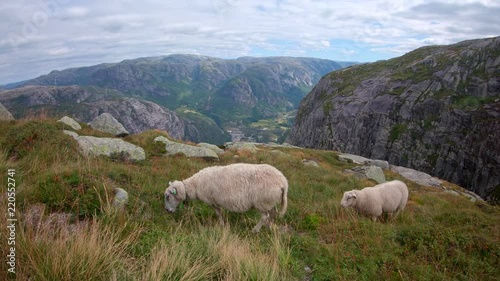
[164,163,288,232]
[340,180,408,221]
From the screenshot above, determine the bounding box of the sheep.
[340,180,408,221]
[164,163,288,232]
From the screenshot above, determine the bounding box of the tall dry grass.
[15,206,140,281]
[141,225,292,281]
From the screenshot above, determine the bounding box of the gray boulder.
[390,165,441,188]
[338,153,389,169]
[0,102,14,120]
[224,142,259,152]
[303,159,320,168]
[64,130,145,161]
[154,136,219,160]
[112,188,129,211]
[58,116,82,130]
[89,113,129,137]
[346,165,386,184]
[197,143,224,155]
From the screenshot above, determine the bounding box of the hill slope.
[288,36,500,201]
[0,119,499,280]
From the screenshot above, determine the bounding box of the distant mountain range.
[1,55,355,143]
[288,36,500,200]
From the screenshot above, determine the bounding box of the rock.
[302,159,320,168]
[64,130,146,161]
[154,136,219,160]
[266,142,302,149]
[0,102,14,120]
[338,153,389,169]
[112,188,129,211]
[63,130,79,138]
[58,116,82,130]
[346,165,386,184]
[224,142,259,152]
[197,142,224,155]
[390,165,441,188]
[444,190,460,196]
[288,37,500,201]
[89,113,129,136]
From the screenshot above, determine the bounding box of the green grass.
[0,119,499,280]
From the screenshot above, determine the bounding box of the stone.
[89,113,129,137]
[347,165,386,184]
[303,159,320,167]
[197,142,224,155]
[154,136,219,160]
[390,165,441,188]
[58,116,82,130]
[0,102,14,120]
[64,130,146,161]
[224,142,258,152]
[338,153,389,169]
[112,188,129,211]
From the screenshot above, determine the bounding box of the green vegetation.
[1,119,499,280]
[451,95,498,111]
[175,106,231,145]
[389,124,408,142]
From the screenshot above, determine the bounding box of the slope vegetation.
[0,119,498,280]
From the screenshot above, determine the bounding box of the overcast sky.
[1,0,499,85]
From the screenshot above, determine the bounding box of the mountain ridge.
[3,55,354,143]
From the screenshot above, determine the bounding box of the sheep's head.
[164,181,185,213]
[340,191,357,208]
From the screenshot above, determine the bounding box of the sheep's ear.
[351,193,357,199]
[171,188,177,195]
[168,181,172,185]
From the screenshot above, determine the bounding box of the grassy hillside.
[1,119,499,280]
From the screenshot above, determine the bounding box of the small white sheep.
[340,180,408,221]
[164,163,288,232]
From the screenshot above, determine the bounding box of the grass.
[0,119,499,280]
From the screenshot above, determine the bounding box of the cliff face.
[288,37,500,200]
[0,86,209,141]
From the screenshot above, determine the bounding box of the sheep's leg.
[214,207,225,226]
[252,212,270,233]
[371,216,378,222]
[267,208,278,228]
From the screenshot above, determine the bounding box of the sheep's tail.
[279,186,288,218]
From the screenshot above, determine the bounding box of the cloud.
[0,0,499,84]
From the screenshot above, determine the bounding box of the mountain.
[287,36,500,201]
[0,85,228,143]
[15,55,354,142]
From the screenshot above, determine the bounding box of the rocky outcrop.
[0,86,208,141]
[345,166,386,184]
[154,136,219,160]
[288,36,500,201]
[89,113,129,136]
[390,165,441,188]
[0,102,14,120]
[224,142,259,152]
[57,116,82,131]
[197,143,224,155]
[64,130,146,161]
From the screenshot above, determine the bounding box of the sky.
[0,0,499,85]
